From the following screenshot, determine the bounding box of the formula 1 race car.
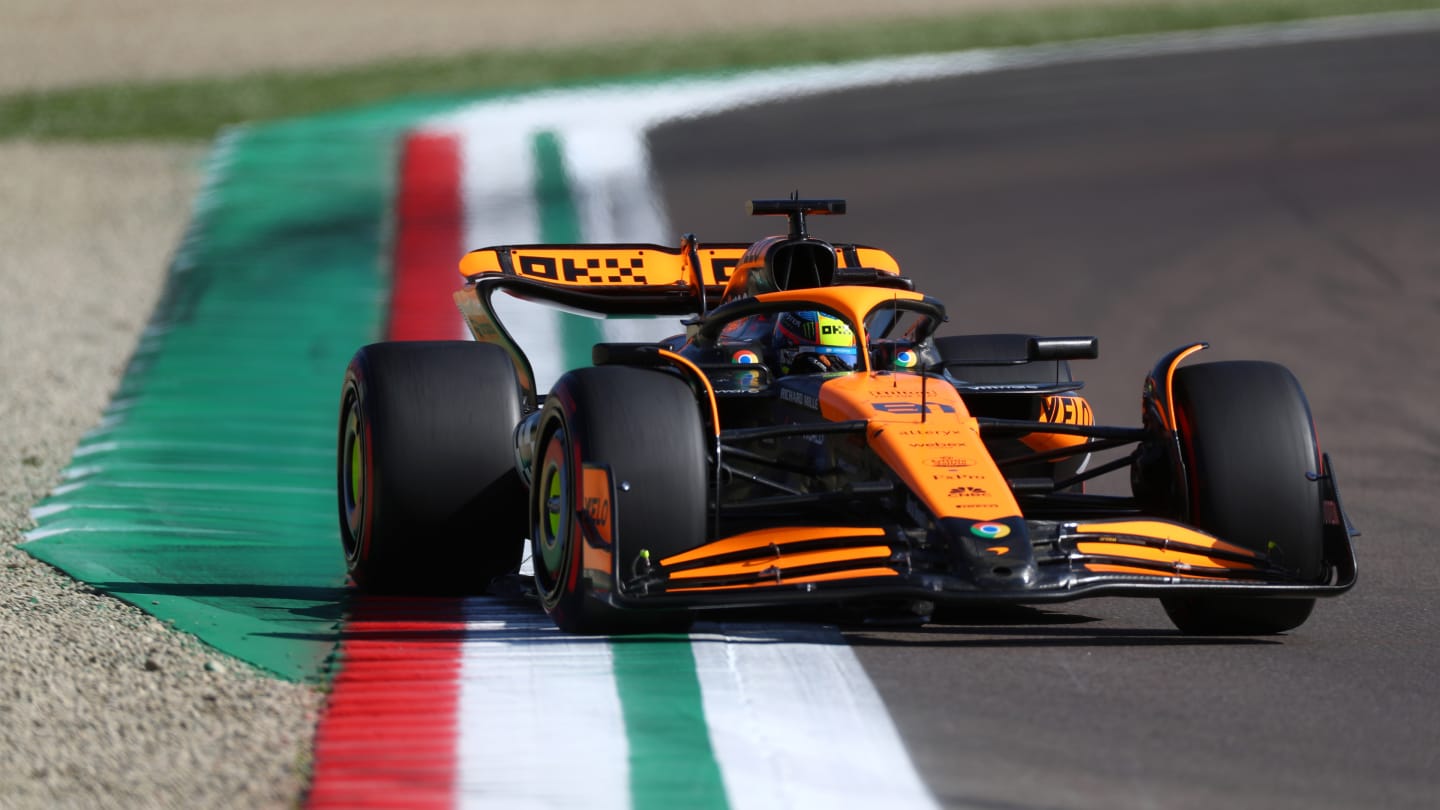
[337,198,1357,635]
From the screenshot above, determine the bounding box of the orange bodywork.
[1075,543,1256,571]
[816,373,1021,522]
[666,546,894,581]
[656,526,896,592]
[580,465,613,544]
[461,244,710,287]
[1159,343,1208,431]
[646,283,1023,590]
[1081,563,1226,581]
[1075,520,1259,559]
[459,242,900,292]
[580,464,614,574]
[667,568,899,593]
[1021,394,1095,456]
[720,236,902,300]
[1070,519,1267,579]
[661,525,886,566]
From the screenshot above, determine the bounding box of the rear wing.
[454,240,902,409]
[458,242,745,316]
[458,241,903,314]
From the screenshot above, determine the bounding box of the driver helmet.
[772,310,857,370]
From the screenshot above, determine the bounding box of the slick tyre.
[531,366,706,634]
[338,341,526,594]
[1161,361,1324,635]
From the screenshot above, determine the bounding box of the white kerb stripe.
[559,128,687,344]
[691,622,939,810]
[561,126,669,245]
[453,125,568,388]
[455,600,631,810]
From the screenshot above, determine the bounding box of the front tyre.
[338,341,527,594]
[531,366,706,634]
[1160,361,1324,634]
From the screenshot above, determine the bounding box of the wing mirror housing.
[1028,336,1098,361]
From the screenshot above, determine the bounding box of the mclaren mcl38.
[337,198,1356,634]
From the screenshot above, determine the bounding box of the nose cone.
[939,517,1036,588]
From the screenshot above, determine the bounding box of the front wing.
[596,516,1357,611]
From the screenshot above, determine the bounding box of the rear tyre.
[1160,361,1323,634]
[338,341,526,594]
[530,366,706,634]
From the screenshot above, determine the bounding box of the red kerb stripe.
[307,130,470,810]
[387,130,466,341]
[306,597,469,809]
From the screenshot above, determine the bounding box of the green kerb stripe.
[532,129,606,370]
[613,637,729,810]
[529,129,728,809]
[22,97,481,681]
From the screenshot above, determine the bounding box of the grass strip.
[3,0,1438,141]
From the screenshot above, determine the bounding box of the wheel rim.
[533,428,570,604]
[545,466,562,541]
[340,392,365,561]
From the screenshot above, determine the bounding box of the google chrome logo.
[732,349,761,364]
[970,522,1011,540]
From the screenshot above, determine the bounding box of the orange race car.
[336,198,1357,634]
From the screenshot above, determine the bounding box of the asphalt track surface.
[650,29,1440,810]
